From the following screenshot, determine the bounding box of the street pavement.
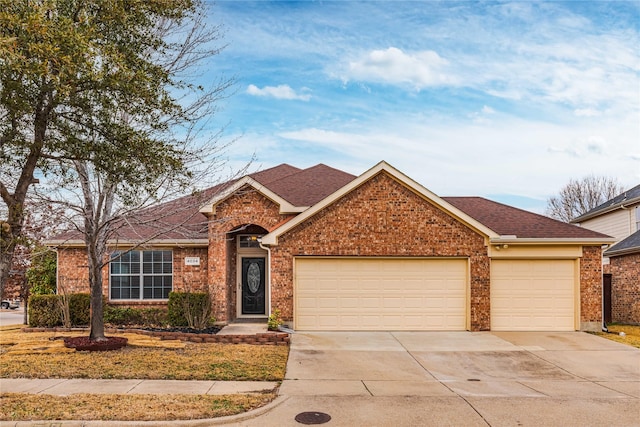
[1,330,639,426]
[0,306,25,326]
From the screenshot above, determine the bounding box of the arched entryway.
[227,224,269,320]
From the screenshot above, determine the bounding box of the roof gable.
[261,161,498,245]
[572,183,640,223]
[258,164,357,207]
[199,163,356,215]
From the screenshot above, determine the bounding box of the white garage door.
[491,260,576,331]
[294,258,467,331]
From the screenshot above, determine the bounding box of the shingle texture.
[444,197,610,239]
[604,230,640,256]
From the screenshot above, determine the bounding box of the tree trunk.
[88,271,105,340]
[0,251,11,300]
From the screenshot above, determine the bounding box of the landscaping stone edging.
[21,327,290,346]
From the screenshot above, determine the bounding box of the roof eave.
[490,237,616,245]
[604,246,640,257]
[46,239,209,248]
[571,196,640,223]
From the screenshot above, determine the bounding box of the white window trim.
[109,250,174,301]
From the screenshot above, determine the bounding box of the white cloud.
[246,84,312,101]
[343,47,456,90]
[574,108,601,117]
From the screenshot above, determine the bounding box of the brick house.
[572,184,640,324]
[49,161,613,331]
[603,232,640,324]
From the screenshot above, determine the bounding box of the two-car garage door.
[294,257,578,331]
[295,258,467,331]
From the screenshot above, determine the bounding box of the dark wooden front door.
[242,257,266,315]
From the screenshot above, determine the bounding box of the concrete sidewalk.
[1,378,278,396]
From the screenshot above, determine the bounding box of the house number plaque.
[184,257,200,266]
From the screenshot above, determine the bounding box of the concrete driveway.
[230,331,639,427]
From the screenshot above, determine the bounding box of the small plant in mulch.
[63,336,128,352]
[267,309,283,331]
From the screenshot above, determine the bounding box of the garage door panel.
[491,260,575,331]
[295,258,467,331]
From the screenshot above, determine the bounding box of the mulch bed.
[64,336,128,352]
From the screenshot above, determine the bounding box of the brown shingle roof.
[444,196,611,239]
[261,164,357,206]
[48,164,355,244]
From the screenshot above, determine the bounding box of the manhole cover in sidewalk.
[295,412,332,424]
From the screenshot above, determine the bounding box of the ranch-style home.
[48,161,614,332]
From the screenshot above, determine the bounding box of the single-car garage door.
[294,257,467,331]
[491,260,576,331]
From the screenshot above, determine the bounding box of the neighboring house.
[47,161,613,332]
[572,184,640,325]
[603,231,640,324]
[571,184,640,259]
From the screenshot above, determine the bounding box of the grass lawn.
[0,325,288,380]
[0,325,288,422]
[1,393,276,422]
[591,324,640,349]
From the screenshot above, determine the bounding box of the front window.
[636,206,640,232]
[110,250,173,300]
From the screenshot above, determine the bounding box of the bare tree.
[546,175,623,222]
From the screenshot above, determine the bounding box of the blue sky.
[205,1,639,213]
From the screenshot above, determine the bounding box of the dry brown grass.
[591,324,640,349]
[0,325,289,381]
[0,392,276,421]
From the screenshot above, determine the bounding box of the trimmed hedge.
[69,293,91,326]
[28,294,63,328]
[104,305,167,327]
[168,291,213,328]
[28,294,91,327]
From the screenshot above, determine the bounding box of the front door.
[241,257,266,315]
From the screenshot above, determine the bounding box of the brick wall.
[57,247,93,294]
[579,246,603,330]
[56,246,208,306]
[269,172,491,331]
[609,252,640,324]
[208,186,296,322]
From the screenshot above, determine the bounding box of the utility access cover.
[295,412,332,425]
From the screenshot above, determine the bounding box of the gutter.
[45,239,210,248]
[489,237,616,245]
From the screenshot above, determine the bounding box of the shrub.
[28,295,62,327]
[29,293,91,327]
[168,291,214,329]
[104,306,142,326]
[103,305,168,327]
[69,293,91,326]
